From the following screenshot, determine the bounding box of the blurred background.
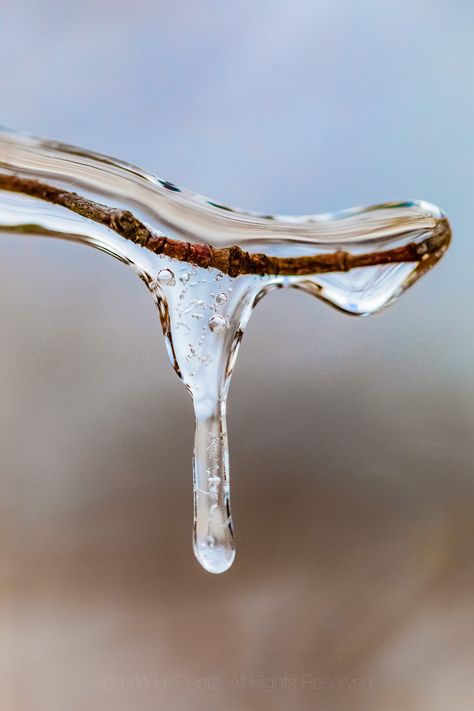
[0,1,473,709]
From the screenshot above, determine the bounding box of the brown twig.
[0,174,450,277]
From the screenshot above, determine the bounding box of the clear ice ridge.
[0,127,451,573]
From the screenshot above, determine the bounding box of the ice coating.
[151,260,264,572]
[0,127,451,573]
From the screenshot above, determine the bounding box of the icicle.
[0,127,450,573]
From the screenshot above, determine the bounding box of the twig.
[0,174,450,277]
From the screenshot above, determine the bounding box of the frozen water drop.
[0,127,450,576]
[208,314,226,333]
[195,537,235,574]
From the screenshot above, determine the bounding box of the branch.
[0,174,450,278]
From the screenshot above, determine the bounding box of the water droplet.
[208,315,226,333]
[215,273,224,281]
[215,292,228,305]
[180,272,191,283]
[156,268,175,286]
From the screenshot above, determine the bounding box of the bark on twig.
[0,174,450,278]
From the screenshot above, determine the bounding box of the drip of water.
[152,262,265,572]
[0,127,451,573]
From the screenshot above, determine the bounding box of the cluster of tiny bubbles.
[208,314,227,333]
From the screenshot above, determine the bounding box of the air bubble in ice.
[156,268,175,286]
[208,314,227,333]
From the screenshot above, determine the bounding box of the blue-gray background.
[0,2,472,710]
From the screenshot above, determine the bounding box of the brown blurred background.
[0,1,473,709]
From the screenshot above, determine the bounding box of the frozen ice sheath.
[0,127,451,573]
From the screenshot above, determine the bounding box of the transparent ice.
[0,127,450,573]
